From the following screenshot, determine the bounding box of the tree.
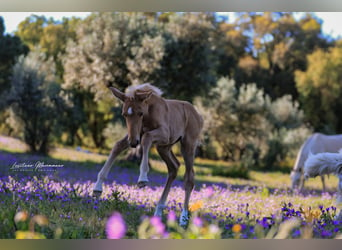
[0,16,28,106]
[15,15,48,50]
[295,47,342,133]
[154,13,220,102]
[63,12,164,101]
[16,15,81,81]
[7,50,65,154]
[234,12,332,100]
[214,13,249,79]
[63,12,165,148]
[196,77,311,168]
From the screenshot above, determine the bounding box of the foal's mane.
[125,83,163,98]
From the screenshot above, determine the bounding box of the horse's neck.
[144,95,167,123]
[148,95,167,110]
[293,135,315,171]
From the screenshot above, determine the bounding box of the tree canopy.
[0,12,340,168]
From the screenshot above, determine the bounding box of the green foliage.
[16,15,80,81]
[6,50,65,154]
[15,15,48,50]
[154,13,219,101]
[234,12,332,99]
[102,122,127,149]
[296,47,342,133]
[63,12,164,101]
[212,163,250,179]
[196,77,311,169]
[0,16,28,106]
[0,12,339,165]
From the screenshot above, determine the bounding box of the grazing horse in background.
[290,133,342,192]
[304,150,342,219]
[93,83,203,226]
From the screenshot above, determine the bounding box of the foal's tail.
[304,150,342,179]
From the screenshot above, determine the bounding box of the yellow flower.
[31,215,49,226]
[15,231,46,239]
[311,209,321,219]
[189,200,203,212]
[301,207,321,223]
[232,224,242,233]
[14,211,28,223]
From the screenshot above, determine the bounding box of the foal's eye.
[138,112,143,117]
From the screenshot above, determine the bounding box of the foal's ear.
[109,87,126,102]
[135,91,153,102]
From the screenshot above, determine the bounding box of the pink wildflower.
[106,212,126,239]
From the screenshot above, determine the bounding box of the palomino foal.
[93,83,203,226]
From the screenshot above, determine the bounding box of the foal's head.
[110,87,152,148]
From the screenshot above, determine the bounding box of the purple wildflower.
[167,210,177,223]
[204,186,214,198]
[150,216,165,235]
[292,229,301,238]
[193,217,203,227]
[106,212,127,239]
[321,230,332,238]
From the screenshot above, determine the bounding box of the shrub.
[6,50,65,154]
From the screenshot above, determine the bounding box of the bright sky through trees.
[0,12,341,39]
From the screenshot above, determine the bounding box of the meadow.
[0,135,341,239]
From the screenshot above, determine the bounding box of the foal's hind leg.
[179,139,197,226]
[93,135,129,195]
[154,145,180,217]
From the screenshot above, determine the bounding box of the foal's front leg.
[137,129,168,188]
[93,135,129,194]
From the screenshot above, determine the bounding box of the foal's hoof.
[179,216,189,228]
[137,181,148,188]
[92,190,102,198]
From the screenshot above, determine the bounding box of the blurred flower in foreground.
[138,216,167,239]
[14,212,48,239]
[14,211,28,223]
[167,210,177,224]
[232,224,242,233]
[232,224,242,239]
[106,212,127,239]
[150,216,165,235]
[189,200,203,212]
[301,207,321,223]
[193,217,203,227]
[16,231,46,239]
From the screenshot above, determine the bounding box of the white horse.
[290,133,342,192]
[304,150,342,219]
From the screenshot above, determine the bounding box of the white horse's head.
[290,170,302,190]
